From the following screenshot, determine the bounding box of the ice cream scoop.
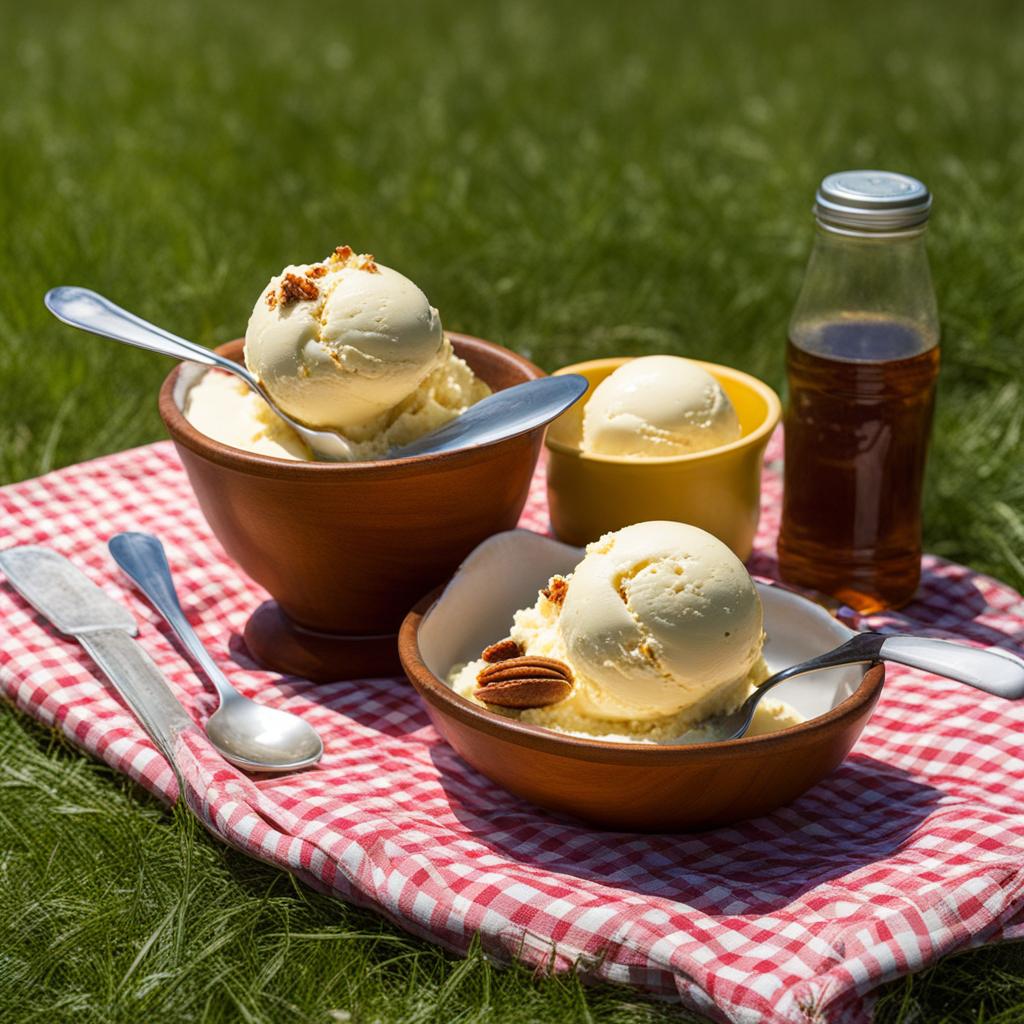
[245,247,448,434]
[558,521,763,720]
[449,521,774,740]
[581,355,741,457]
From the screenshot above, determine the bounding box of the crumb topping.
[279,273,320,306]
[328,244,380,274]
[266,245,382,315]
[542,576,569,607]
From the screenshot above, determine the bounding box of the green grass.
[1,0,1022,1020]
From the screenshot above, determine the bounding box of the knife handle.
[78,628,196,761]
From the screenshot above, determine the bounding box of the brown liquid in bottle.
[778,317,939,613]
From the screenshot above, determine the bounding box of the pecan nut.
[279,272,320,306]
[481,638,522,663]
[474,655,573,708]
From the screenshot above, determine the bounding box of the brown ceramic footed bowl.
[402,605,885,832]
[159,335,544,680]
[398,530,886,831]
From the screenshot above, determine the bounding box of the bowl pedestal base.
[244,601,402,682]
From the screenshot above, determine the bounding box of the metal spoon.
[697,631,1024,743]
[44,286,587,462]
[45,286,356,461]
[386,373,588,459]
[108,532,324,771]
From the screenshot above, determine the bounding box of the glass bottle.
[778,170,940,613]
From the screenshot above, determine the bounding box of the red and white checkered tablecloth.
[2,432,1024,1024]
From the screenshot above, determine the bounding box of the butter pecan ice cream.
[450,521,803,743]
[581,355,740,457]
[184,246,490,461]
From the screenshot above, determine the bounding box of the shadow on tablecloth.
[423,741,941,915]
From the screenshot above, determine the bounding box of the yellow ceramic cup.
[545,357,781,559]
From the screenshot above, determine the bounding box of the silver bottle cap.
[815,170,931,233]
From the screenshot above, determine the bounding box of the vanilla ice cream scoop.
[581,355,741,457]
[245,247,447,432]
[559,521,763,721]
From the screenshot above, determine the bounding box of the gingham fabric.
[2,433,1023,1024]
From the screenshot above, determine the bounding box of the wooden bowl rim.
[544,356,782,465]
[159,333,545,479]
[399,585,886,766]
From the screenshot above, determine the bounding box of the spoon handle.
[108,532,237,704]
[878,634,1024,699]
[44,286,254,382]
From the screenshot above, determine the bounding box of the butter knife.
[0,546,195,762]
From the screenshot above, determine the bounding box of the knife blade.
[0,546,195,760]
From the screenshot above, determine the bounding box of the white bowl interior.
[418,530,865,733]
[172,361,208,411]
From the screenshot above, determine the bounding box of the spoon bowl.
[205,698,325,772]
[386,375,587,459]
